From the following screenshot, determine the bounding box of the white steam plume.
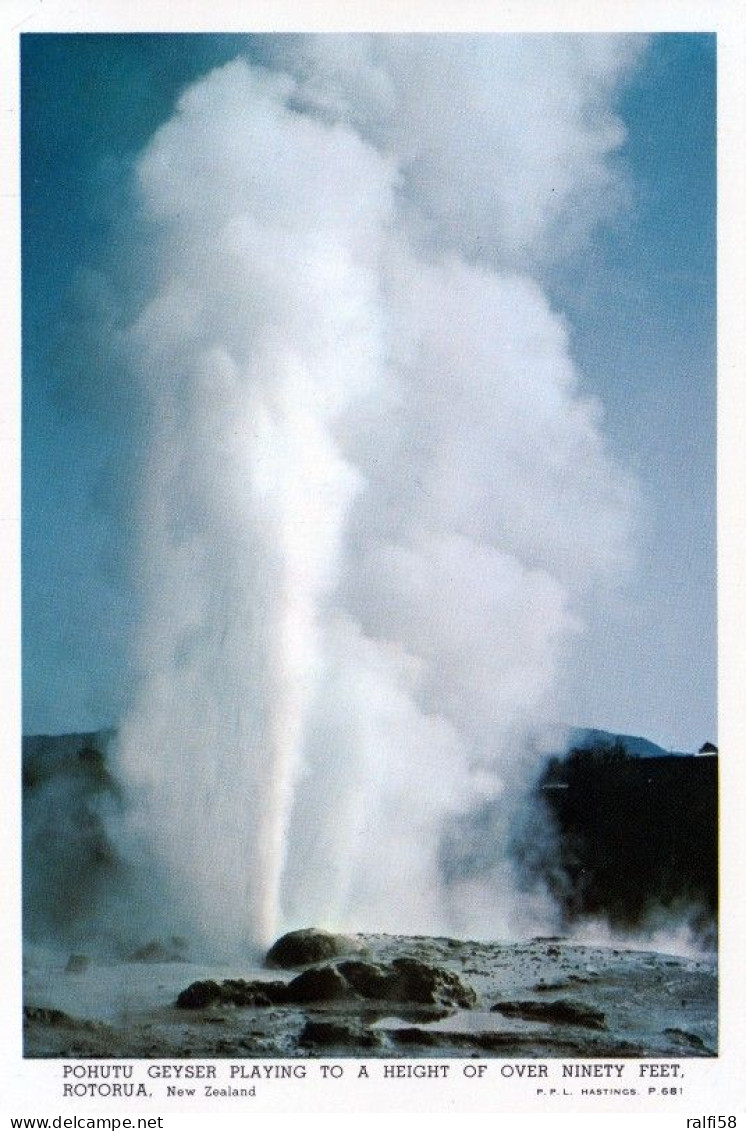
[117,37,639,956]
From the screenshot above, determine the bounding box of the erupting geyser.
[115,37,639,957]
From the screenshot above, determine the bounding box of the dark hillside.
[22,732,124,944]
[530,745,717,934]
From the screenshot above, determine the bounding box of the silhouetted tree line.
[526,741,718,935]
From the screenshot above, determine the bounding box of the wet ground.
[24,930,717,1058]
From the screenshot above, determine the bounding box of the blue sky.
[544,34,716,749]
[21,34,716,750]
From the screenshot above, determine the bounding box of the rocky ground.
[24,928,717,1058]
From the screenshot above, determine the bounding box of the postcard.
[2,0,744,1124]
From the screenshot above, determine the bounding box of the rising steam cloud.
[115,36,640,957]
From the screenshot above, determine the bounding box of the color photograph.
[20,28,718,1067]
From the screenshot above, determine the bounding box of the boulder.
[220,979,288,1006]
[285,965,351,1003]
[176,980,223,1009]
[333,959,391,1000]
[491,998,606,1029]
[265,928,362,968]
[176,950,475,1013]
[175,978,288,1009]
[338,956,476,1008]
[298,1019,381,1050]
